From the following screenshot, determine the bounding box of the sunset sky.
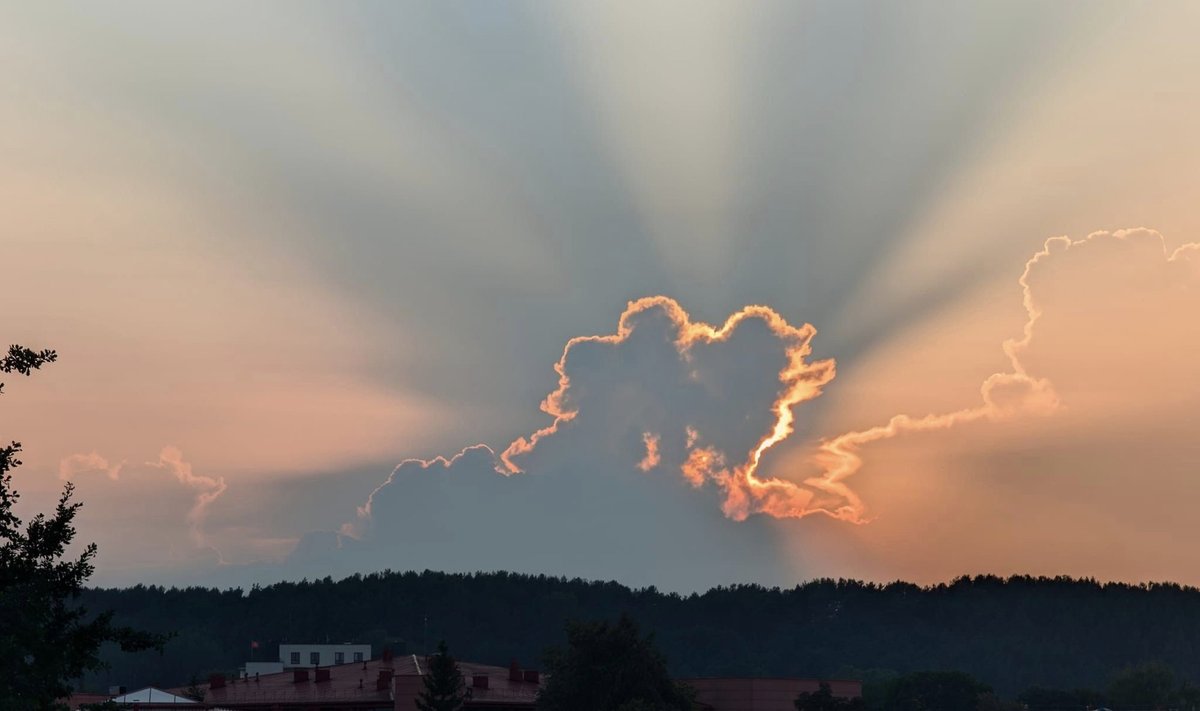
[4,1,1200,591]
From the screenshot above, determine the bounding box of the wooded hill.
[78,572,1200,696]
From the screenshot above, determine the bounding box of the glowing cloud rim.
[349,296,851,534]
[498,295,841,520]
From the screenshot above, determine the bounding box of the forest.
[77,570,1200,698]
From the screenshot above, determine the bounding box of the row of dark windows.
[288,650,366,665]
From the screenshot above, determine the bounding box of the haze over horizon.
[4,1,1200,592]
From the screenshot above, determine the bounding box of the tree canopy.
[68,571,1200,698]
[880,671,991,711]
[536,613,693,711]
[795,681,865,711]
[0,345,163,710]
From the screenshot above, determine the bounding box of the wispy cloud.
[147,446,228,553]
[58,451,123,481]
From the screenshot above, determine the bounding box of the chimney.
[473,675,490,690]
[509,661,521,682]
[523,670,540,684]
[293,669,309,683]
[315,668,331,683]
[209,674,226,689]
[382,648,394,664]
[376,668,394,691]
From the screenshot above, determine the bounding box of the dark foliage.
[73,571,1200,697]
[1,345,164,710]
[416,640,468,711]
[1105,661,1200,710]
[537,613,693,711]
[795,681,865,711]
[881,671,991,711]
[1015,685,1104,710]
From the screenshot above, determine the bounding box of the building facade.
[279,643,372,669]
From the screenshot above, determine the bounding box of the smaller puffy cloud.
[38,445,237,584]
[980,372,1058,418]
[58,451,123,481]
[636,432,661,472]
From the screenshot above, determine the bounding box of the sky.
[3,1,1200,591]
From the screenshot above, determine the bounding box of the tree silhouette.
[1106,661,1179,710]
[0,345,164,710]
[794,682,864,711]
[537,613,693,711]
[883,671,992,711]
[415,640,468,711]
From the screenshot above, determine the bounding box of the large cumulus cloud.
[291,297,846,590]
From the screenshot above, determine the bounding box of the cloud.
[48,227,1200,591]
[805,230,1163,506]
[636,432,661,472]
[146,446,228,552]
[301,297,847,589]
[58,451,123,481]
[35,446,242,585]
[497,296,841,519]
[791,228,1200,583]
[46,229,1200,590]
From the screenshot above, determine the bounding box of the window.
[290,652,300,665]
[354,652,364,663]
[335,652,345,664]
[310,651,320,665]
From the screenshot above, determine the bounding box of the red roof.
[396,660,542,708]
[63,693,115,709]
[179,657,396,708]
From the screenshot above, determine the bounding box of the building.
[65,686,201,709]
[110,687,200,705]
[242,661,285,677]
[174,650,542,710]
[70,651,860,711]
[279,643,372,669]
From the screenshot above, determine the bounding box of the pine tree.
[0,345,165,710]
[415,640,469,711]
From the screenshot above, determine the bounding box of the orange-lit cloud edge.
[814,228,1199,525]
[498,295,843,520]
[352,229,1200,537]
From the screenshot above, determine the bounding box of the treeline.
[78,572,1200,697]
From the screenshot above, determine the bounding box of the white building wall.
[242,661,285,676]
[278,643,371,668]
